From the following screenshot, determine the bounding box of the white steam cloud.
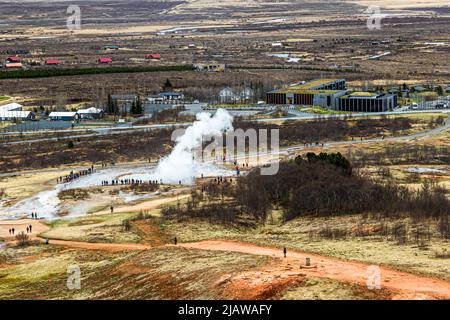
[0,110,234,220]
[154,109,234,184]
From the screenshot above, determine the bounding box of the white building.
[147,92,185,104]
[49,112,80,121]
[0,110,34,121]
[77,107,104,119]
[219,87,255,103]
[0,103,35,121]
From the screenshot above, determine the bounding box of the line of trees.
[0,128,174,172]
[0,65,194,80]
[234,116,444,145]
[350,143,450,166]
[239,153,450,222]
[162,153,450,236]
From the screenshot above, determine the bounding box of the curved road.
[1,109,449,146]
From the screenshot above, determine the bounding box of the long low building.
[336,92,398,112]
[0,103,35,121]
[0,110,35,121]
[266,79,398,111]
[49,112,80,121]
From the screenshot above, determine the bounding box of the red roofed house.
[98,57,113,64]
[5,63,23,69]
[45,59,63,65]
[145,54,161,60]
[6,56,21,63]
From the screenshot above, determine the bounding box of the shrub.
[15,232,30,246]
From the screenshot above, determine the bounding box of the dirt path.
[23,235,450,299]
[3,221,450,299]
[0,219,49,240]
[93,192,190,215]
[178,240,450,300]
[40,239,152,252]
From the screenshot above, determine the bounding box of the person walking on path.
[283,247,287,258]
[174,237,178,245]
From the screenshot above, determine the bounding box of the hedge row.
[0,65,194,79]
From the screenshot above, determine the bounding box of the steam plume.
[154,109,234,184]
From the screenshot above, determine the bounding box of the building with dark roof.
[266,79,397,111]
[336,92,397,112]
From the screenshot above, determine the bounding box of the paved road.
[2,108,449,146]
[260,108,450,123]
[0,122,190,146]
[1,117,448,178]
[280,118,450,156]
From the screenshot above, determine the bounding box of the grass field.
[41,212,143,244]
[0,245,269,300]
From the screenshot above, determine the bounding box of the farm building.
[98,57,113,64]
[49,112,80,121]
[45,59,64,65]
[5,63,23,69]
[194,63,225,72]
[6,57,21,63]
[266,79,397,111]
[145,54,161,60]
[0,110,34,121]
[77,107,104,119]
[0,103,34,121]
